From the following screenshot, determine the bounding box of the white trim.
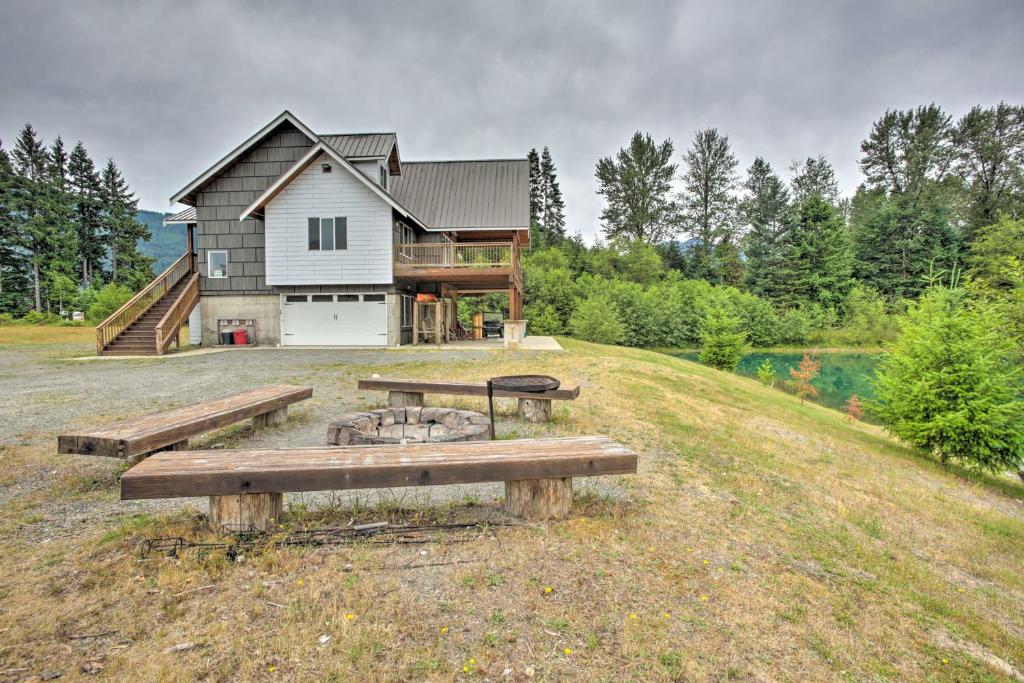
[239,143,427,229]
[169,111,318,206]
[208,250,228,278]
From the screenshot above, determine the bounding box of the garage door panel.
[282,294,387,346]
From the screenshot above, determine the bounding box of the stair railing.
[95,251,193,355]
[154,273,200,354]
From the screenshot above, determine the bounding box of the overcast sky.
[1,0,1022,241]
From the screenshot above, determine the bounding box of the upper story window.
[208,250,228,278]
[379,166,388,190]
[307,217,348,251]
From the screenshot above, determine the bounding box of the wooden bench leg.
[253,406,287,429]
[518,398,552,422]
[388,391,424,408]
[504,478,572,520]
[208,493,283,532]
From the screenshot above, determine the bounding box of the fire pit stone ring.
[327,407,490,446]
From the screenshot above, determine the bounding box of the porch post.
[412,301,419,346]
[434,299,442,346]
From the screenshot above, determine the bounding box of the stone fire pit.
[328,407,489,445]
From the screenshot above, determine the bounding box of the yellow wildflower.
[345,613,355,621]
[564,647,573,655]
[544,586,553,594]
[441,626,448,635]
[700,595,709,602]
[628,613,637,620]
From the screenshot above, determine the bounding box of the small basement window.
[363,294,385,302]
[208,251,228,278]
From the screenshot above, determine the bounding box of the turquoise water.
[668,350,881,414]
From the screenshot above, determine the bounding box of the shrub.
[723,289,780,346]
[20,310,47,325]
[524,303,563,335]
[757,359,775,387]
[0,313,14,326]
[698,305,747,371]
[786,353,821,403]
[569,294,625,345]
[871,286,1024,472]
[86,283,134,323]
[777,308,812,345]
[839,285,896,346]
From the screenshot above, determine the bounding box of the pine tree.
[12,123,47,181]
[789,155,839,205]
[12,124,63,311]
[680,129,739,283]
[43,137,79,311]
[100,158,152,286]
[595,132,680,244]
[0,140,29,312]
[68,142,104,286]
[775,195,854,310]
[527,148,542,247]
[539,147,566,244]
[739,158,791,297]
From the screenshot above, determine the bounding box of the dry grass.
[1,337,1023,681]
[0,325,94,348]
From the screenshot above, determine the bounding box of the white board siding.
[265,152,393,285]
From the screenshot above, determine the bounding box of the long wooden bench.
[58,384,313,461]
[357,378,581,422]
[120,436,636,528]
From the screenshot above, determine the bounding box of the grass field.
[1,329,1022,681]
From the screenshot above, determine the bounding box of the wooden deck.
[58,384,312,459]
[120,436,636,499]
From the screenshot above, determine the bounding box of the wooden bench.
[58,384,313,462]
[357,378,581,423]
[120,436,636,529]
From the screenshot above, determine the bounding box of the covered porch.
[393,232,525,346]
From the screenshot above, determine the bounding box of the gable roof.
[322,133,401,175]
[239,142,424,226]
[163,206,197,225]
[169,110,317,206]
[390,160,530,230]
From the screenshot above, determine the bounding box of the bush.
[569,294,625,345]
[777,308,812,345]
[20,310,47,325]
[723,289,780,346]
[0,313,14,326]
[871,286,1024,472]
[698,305,748,371]
[523,303,563,335]
[86,283,134,323]
[757,359,775,387]
[837,285,896,346]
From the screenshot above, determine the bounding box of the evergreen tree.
[789,155,839,205]
[698,303,747,370]
[872,284,1024,474]
[0,140,29,312]
[43,137,79,310]
[68,142,104,286]
[679,128,739,283]
[539,147,566,244]
[100,158,151,286]
[860,104,955,198]
[12,123,47,181]
[952,103,1024,243]
[595,132,680,244]
[775,195,854,310]
[739,158,790,297]
[527,148,542,247]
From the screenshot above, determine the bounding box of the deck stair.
[96,251,199,357]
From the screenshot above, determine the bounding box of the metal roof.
[320,133,396,159]
[389,159,530,230]
[163,206,197,224]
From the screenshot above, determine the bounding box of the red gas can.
[232,328,249,345]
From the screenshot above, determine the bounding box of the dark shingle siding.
[195,122,313,296]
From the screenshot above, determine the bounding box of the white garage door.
[281,293,388,346]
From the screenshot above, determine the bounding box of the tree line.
[522,102,1024,345]
[0,124,152,318]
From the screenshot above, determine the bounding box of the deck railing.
[155,273,200,354]
[394,242,514,269]
[95,252,192,355]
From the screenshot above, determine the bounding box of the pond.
[667,350,881,415]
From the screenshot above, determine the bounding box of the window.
[401,295,413,329]
[311,294,333,302]
[399,223,415,244]
[208,251,228,278]
[308,217,348,251]
[363,294,385,302]
[337,294,359,302]
[379,166,388,190]
[285,295,307,303]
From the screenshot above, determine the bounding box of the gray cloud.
[1,0,1021,241]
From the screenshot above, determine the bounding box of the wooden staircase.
[96,252,199,357]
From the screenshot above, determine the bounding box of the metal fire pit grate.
[485,375,561,438]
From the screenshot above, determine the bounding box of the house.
[96,111,528,355]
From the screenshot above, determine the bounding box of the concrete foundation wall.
[199,295,281,346]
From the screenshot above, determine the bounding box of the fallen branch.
[68,630,117,641]
[173,584,215,597]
